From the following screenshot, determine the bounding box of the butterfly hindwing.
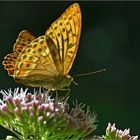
[13,30,36,55]
[3,30,35,77]
[3,53,18,76]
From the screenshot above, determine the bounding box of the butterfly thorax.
[50,75,73,90]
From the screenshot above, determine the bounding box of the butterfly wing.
[3,53,18,76]
[46,3,82,75]
[3,30,35,76]
[13,30,36,55]
[14,36,60,88]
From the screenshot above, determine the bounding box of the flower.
[103,123,138,140]
[0,88,97,140]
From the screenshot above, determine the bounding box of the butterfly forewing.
[46,35,63,74]
[46,3,81,75]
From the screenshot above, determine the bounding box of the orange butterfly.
[3,3,82,91]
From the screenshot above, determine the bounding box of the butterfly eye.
[67,75,71,79]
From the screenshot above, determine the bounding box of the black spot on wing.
[68,43,74,48]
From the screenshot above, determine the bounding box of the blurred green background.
[0,1,140,138]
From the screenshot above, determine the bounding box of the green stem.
[2,125,23,140]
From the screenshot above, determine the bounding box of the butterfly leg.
[39,86,42,94]
[57,88,71,101]
[54,90,59,101]
[47,89,52,94]
[55,90,70,102]
[64,89,70,102]
[66,88,71,94]
[58,88,71,93]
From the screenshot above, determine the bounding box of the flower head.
[0,88,97,140]
[103,123,138,140]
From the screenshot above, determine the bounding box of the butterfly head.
[66,75,74,86]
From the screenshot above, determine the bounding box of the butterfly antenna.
[73,80,79,85]
[73,69,106,78]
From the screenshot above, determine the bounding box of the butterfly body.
[3,3,81,91]
[15,74,73,90]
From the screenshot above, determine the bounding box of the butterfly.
[3,3,82,91]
